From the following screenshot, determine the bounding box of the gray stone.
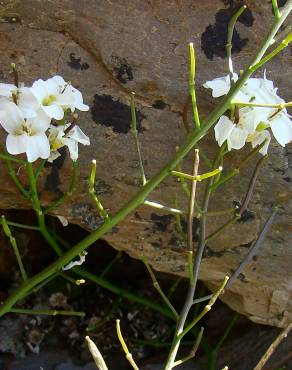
[0,0,291,327]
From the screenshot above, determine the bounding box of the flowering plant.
[0,72,90,162]
[0,2,291,370]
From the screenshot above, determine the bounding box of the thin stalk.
[209,142,266,193]
[6,221,40,231]
[206,155,267,243]
[171,167,222,182]
[187,149,200,284]
[226,208,278,289]
[100,251,122,278]
[142,257,179,320]
[272,0,281,19]
[44,161,77,214]
[144,199,184,215]
[74,267,174,320]
[226,5,247,78]
[10,308,85,316]
[189,43,200,129]
[250,33,292,72]
[173,327,204,367]
[253,322,292,370]
[193,294,212,305]
[116,319,139,370]
[0,8,290,317]
[35,159,46,180]
[164,147,224,370]
[26,162,63,256]
[1,215,27,281]
[178,276,229,341]
[0,153,25,163]
[235,101,292,108]
[6,160,29,198]
[131,92,147,185]
[89,160,110,220]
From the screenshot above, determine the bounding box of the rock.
[0,0,291,327]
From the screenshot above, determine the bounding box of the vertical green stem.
[1,215,28,281]
[189,43,200,129]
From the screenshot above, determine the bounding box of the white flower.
[0,100,51,162]
[207,72,292,154]
[48,123,90,162]
[30,76,89,120]
[62,251,88,271]
[203,73,248,102]
[0,83,40,118]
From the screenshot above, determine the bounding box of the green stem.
[1,215,28,281]
[6,221,40,231]
[0,7,290,317]
[226,5,247,78]
[250,33,292,72]
[0,153,25,163]
[89,160,110,220]
[35,159,46,180]
[189,43,200,129]
[26,162,63,256]
[142,257,179,320]
[74,267,174,320]
[10,308,85,316]
[6,160,29,198]
[272,0,281,19]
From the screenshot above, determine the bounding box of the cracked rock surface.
[0,0,291,327]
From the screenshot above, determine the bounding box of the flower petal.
[203,75,231,98]
[269,112,292,147]
[67,125,90,145]
[62,137,79,161]
[30,80,48,102]
[18,87,40,118]
[0,83,17,98]
[28,109,51,133]
[227,127,248,150]
[6,133,27,155]
[26,133,50,162]
[71,87,89,111]
[214,115,234,146]
[0,100,23,133]
[42,104,64,120]
[251,130,271,155]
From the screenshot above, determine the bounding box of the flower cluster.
[0,75,90,162]
[203,73,292,155]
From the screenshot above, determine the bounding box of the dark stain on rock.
[67,53,89,70]
[71,203,103,230]
[150,213,173,232]
[181,217,200,242]
[134,211,142,220]
[152,100,168,110]
[201,1,254,60]
[283,177,291,183]
[92,178,113,195]
[44,148,66,197]
[91,94,145,133]
[151,241,161,248]
[169,235,185,250]
[237,209,256,223]
[111,56,133,84]
[203,246,225,258]
[3,15,21,24]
